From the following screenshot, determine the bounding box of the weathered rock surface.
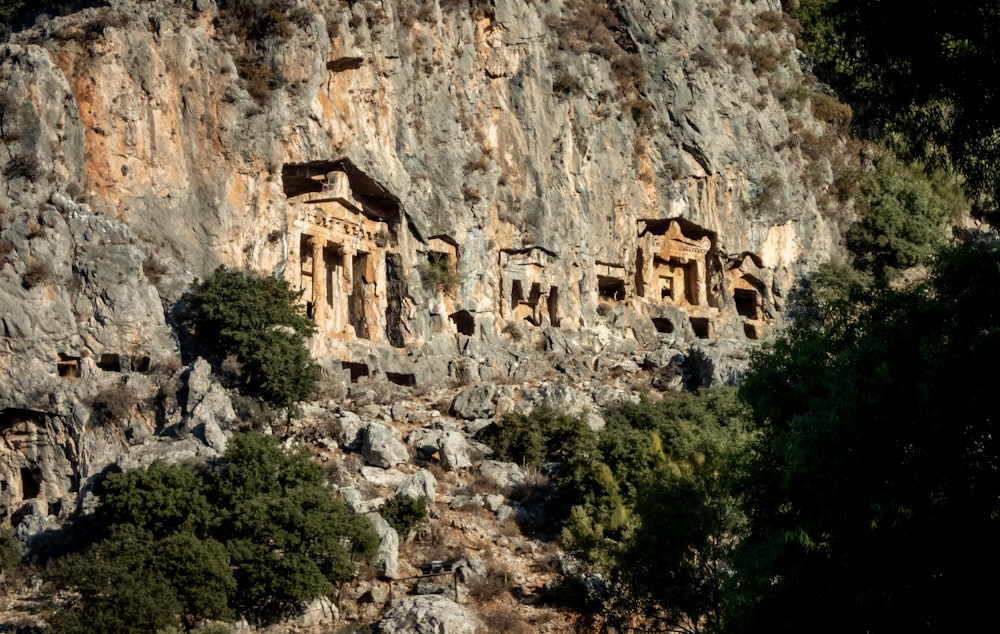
[375,595,483,634]
[396,469,437,504]
[366,511,401,580]
[0,6,857,619]
[361,422,410,469]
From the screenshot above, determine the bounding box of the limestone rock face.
[375,594,483,634]
[3,0,844,381]
[0,0,850,519]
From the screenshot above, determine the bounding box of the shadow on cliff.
[1,1,109,41]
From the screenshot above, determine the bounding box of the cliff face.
[0,0,845,521]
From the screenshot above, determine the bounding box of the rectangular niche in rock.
[57,353,80,379]
[131,356,151,373]
[500,248,560,327]
[97,353,122,372]
[690,316,711,339]
[342,361,370,383]
[596,262,628,303]
[386,372,416,387]
[449,310,476,336]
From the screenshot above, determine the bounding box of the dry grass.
[92,384,138,425]
[21,259,51,290]
[466,560,512,603]
[142,254,167,284]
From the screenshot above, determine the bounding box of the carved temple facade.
[284,169,395,344]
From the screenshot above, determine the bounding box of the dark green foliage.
[477,404,593,468]
[98,460,214,539]
[186,266,319,409]
[378,496,428,537]
[792,0,1000,216]
[0,1,24,21]
[0,527,22,573]
[846,157,950,281]
[47,526,187,634]
[729,239,1000,633]
[48,433,377,627]
[555,390,754,632]
[216,434,378,621]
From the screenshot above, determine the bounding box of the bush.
[142,254,167,284]
[48,433,378,628]
[811,92,853,129]
[418,252,458,293]
[378,496,428,537]
[556,390,755,632]
[91,384,137,424]
[0,527,22,574]
[847,157,949,281]
[477,404,593,468]
[186,266,319,409]
[20,259,50,289]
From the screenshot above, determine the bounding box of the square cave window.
[690,317,710,339]
[652,318,674,334]
[598,276,626,302]
[734,288,760,319]
[97,353,121,372]
[449,310,476,336]
[342,361,370,383]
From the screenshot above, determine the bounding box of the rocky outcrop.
[0,0,854,551]
[375,594,482,634]
[2,0,846,391]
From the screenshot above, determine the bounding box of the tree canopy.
[728,239,1000,633]
[47,433,378,632]
[793,0,1000,215]
[186,266,319,409]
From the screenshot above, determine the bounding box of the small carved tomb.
[501,249,560,327]
[639,220,712,308]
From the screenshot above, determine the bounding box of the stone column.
[342,245,354,290]
[341,245,354,334]
[312,238,326,325]
[693,259,707,307]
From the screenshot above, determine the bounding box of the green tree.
[729,239,1000,634]
[846,157,949,282]
[48,434,377,628]
[47,526,185,634]
[555,391,754,633]
[98,460,214,539]
[0,527,22,575]
[477,404,593,468]
[186,266,319,409]
[792,0,1000,215]
[211,433,379,623]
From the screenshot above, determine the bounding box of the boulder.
[366,511,400,579]
[361,423,409,468]
[337,410,365,450]
[478,460,526,490]
[450,384,496,420]
[687,339,752,388]
[396,469,437,504]
[438,430,473,471]
[375,595,483,634]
